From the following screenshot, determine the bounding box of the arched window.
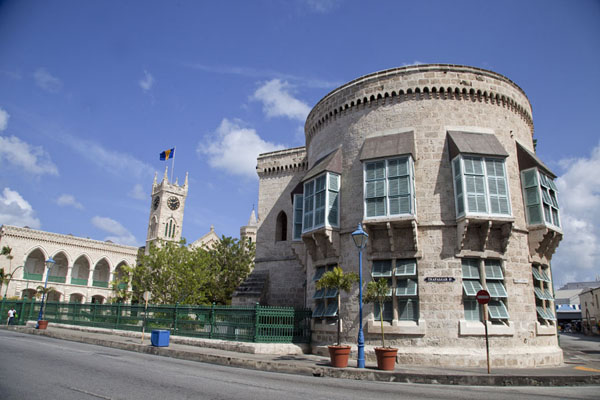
[164,218,176,239]
[276,211,287,241]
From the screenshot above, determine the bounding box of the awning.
[360,131,415,161]
[516,141,556,179]
[302,148,343,182]
[447,131,509,159]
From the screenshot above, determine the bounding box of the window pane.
[398,299,418,321]
[372,260,392,277]
[484,260,503,279]
[462,259,480,279]
[486,281,507,298]
[327,191,338,226]
[488,300,509,319]
[313,288,325,299]
[464,299,481,321]
[388,158,409,177]
[463,280,483,296]
[328,173,340,191]
[366,198,385,217]
[374,300,394,321]
[366,161,385,180]
[522,169,538,188]
[396,278,418,296]
[325,288,338,299]
[388,176,410,196]
[312,302,325,318]
[395,259,417,276]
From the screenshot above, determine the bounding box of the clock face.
[167,196,180,210]
[153,196,160,210]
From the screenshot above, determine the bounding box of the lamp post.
[37,257,55,327]
[351,223,368,368]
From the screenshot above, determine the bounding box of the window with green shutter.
[452,155,511,218]
[521,168,560,229]
[462,258,510,322]
[302,172,340,234]
[364,156,414,219]
[370,258,419,322]
[532,264,555,324]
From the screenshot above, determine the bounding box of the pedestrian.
[7,307,16,326]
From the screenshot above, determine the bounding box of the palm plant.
[364,278,392,348]
[316,266,358,346]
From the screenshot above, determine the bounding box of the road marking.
[574,366,600,373]
[65,386,113,400]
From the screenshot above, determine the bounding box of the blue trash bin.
[151,330,170,347]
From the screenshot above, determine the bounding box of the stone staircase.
[231,270,269,306]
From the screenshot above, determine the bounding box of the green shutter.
[398,299,418,321]
[522,169,543,225]
[462,259,480,279]
[464,299,481,321]
[374,300,394,321]
[372,260,392,277]
[453,158,465,215]
[395,259,417,276]
[484,260,503,279]
[396,278,418,296]
[463,280,483,296]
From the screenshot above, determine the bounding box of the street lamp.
[37,257,55,328]
[351,223,369,368]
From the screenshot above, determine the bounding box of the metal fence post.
[19,300,26,325]
[28,299,35,321]
[173,302,178,333]
[0,299,5,324]
[116,302,121,329]
[254,302,260,343]
[210,302,215,339]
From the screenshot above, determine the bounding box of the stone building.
[580,287,600,335]
[251,64,563,367]
[0,224,138,303]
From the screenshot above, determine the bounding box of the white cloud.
[56,194,84,210]
[128,183,147,201]
[552,142,600,285]
[0,107,9,131]
[62,135,153,180]
[0,188,41,229]
[33,68,62,92]
[139,70,155,92]
[197,118,284,178]
[91,216,138,246]
[304,0,341,13]
[0,135,59,176]
[252,79,310,121]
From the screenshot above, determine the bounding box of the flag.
[160,148,175,161]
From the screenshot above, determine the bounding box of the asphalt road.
[0,329,598,400]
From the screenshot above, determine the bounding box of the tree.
[205,236,255,304]
[364,278,392,348]
[316,266,359,346]
[131,236,254,305]
[1,246,14,297]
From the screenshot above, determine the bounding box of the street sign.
[476,289,491,305]
[425,277,456,283]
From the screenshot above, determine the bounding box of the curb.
[7,327,600,386]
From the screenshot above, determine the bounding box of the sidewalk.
[3,323,600,386]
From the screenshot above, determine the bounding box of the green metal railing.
[23,271,43,281]
[70,278,88,285]
[0,299,312,344]
[47,276,66,283]
[92,280,109,288]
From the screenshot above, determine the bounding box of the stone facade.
[0,225,138,303]
[146,167,188,249]
[253,64,563,367]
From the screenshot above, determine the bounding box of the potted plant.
[36,285,57,330]
[316,266,359,368]
[364,278,398,370]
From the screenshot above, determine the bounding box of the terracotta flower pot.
[37,320,49,330]
[375,347,398,370]
[328,345,351,368]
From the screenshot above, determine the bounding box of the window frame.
[461,258,510,323]
[372,258,419,323]
[521,167,560,229]
[363,156,415,219]
[452,155,512,219]
[302,172,340,234]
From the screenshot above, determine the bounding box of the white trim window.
[452,156,511,218]
[292,194,303,241]
[521,168,560,228]
[364,156,415,218]
[372,259,419,322]
[462,258,509,323]
[302,172,340,234]
[532,264,556,324]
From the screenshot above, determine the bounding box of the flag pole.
[171,146,176,183]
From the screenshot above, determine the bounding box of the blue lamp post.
[351,223,368,368]
[37,257,55,328]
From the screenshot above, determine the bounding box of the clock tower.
[146,166,188,250]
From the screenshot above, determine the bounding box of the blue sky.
[0,0,599,287]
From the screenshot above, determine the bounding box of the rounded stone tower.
[255,64,562,367]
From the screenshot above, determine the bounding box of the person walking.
[7,307,16,326]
